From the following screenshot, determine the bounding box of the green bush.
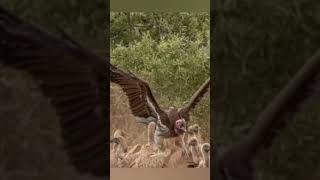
[111,12,210,137]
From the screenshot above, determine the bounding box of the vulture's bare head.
[202,143,210,154]
[110,137,121,145]
[188,137,199,147]
[111,62,210,138]
[174,118,186,134]
[167,107,187,135]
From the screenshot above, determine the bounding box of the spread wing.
[0,7,107,176]
[110,64,170,126]
[179,78,210,121]
[234,49,320,156]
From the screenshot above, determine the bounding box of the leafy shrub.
[111,12,210,139]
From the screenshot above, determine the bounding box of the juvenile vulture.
[0,7,108,177]
[215,49,320,180]
[110,64,210,141]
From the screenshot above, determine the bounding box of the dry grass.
[110,83,210,154]
[0,66,103,180]
[110,85,148,146]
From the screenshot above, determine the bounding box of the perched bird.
[198,143,210,168]
[167,136,199,168]
[112,129,127,152]
[110,135,141,168]
[188,123,202,144]
[110,138,121,168]
[130,122,172,168]
[117,144,142,168]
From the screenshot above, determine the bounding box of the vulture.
[0,7,108,177]
[215,49,320,180]
[110,64,210,143]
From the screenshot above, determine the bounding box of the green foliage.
[214,0,320,179]
[111,12,210,136]
[111,12,209,46]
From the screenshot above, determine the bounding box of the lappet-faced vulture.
[214,49,320,180]
[0,7,108,177]
[110,64,210,140]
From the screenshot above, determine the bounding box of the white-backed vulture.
[167,136,200,168]
[198,143,210,168]
[188,123,202,144]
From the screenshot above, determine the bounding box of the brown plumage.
[110,129,141,168]
[110,142,120,168]
[188,137,202,165]
[110,135,129,168]
[112,129,127,152]
[198,143,210,168]
[167,136,199,168]
[118,144,142,168]
[0,7,107,176]
[130,122,172,168]
[110,64,210,139]
[217,50,320,179]
[188,123,203,144]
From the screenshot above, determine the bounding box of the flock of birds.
[110,123,210,168]
[110,61,210,168]
[3,4,320,179]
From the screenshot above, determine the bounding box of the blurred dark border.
[213,0,320,179]
[0,0,110,179]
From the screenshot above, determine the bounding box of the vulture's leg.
[154,122,169,153]
[154,133,164,153]
[179,134,190,159]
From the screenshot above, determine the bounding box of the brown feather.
[110,63,170,126]
[0,6,107,176]
[179,78,210,121]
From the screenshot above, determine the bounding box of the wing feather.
[110,64,170,126]
[179,78,210,121]
[234,49,320,156]
[0,7,107,176]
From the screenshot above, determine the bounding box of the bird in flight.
[110,63,210,151]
